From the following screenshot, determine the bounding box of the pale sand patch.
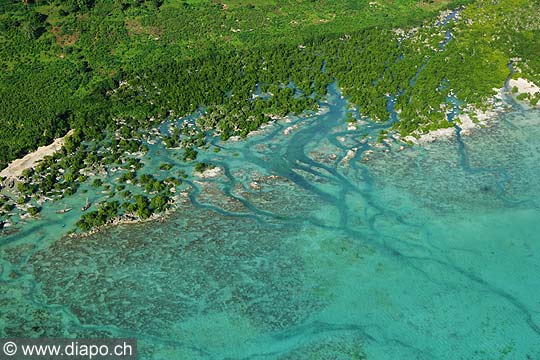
[456,106,498,136]
[456,113,477,136]
[403,87,507,143]
[196,167,222,179]
[283,123,301,135]
[339,148,358,165]
[403,127,456,145]
[0,130,74,179]
[246,121,275,138]
[509,78,540,97]
[405,105,496,144]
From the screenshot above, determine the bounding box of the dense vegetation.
[0,0,469,169]
[1,0,540,231]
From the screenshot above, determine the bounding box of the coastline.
[403,88,509,144]
[0,130,74,180]
[68,211,172,239]
[1,83,534,239]
[67,195,188,239]
[509,77,540,103]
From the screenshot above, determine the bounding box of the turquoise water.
[1,87,540,359]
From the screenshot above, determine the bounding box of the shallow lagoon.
[1,87,540,359]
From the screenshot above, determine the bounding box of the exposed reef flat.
[2,86,540,359]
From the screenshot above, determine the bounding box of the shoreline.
[509,77,540,105]
[68,94,508,237]
[403,88,509,144]
[2,84,534,239]
[67,204,180,239]
[0,130,74,180]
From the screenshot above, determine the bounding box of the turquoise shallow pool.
[1,87,540,359]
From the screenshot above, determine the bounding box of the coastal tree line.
[2,0,539,231]
[0,0,473,169]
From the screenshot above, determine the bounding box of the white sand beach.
[0,130,73,179]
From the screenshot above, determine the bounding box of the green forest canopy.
[1,0,539,169]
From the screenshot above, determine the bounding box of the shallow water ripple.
[1,88,540,359]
